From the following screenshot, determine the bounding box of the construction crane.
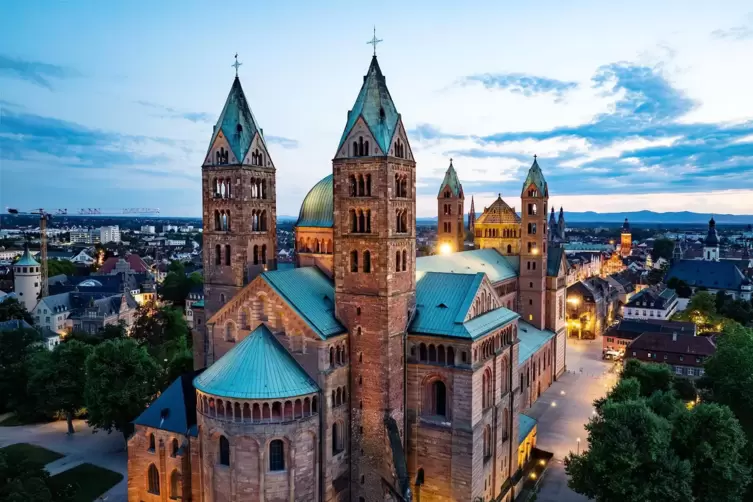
[6,207,160,298]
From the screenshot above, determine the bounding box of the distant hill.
[416,211,753,225]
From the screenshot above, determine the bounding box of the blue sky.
[1,1,752,217]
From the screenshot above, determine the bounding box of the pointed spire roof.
[337,56,400,154]
[558,207,565,221]
[549,207,557,225]
[470,196,475,211]
[521,157,548,197]
[622,218,631,232]
[15,243,39,267]
[705,216,719,247]
[194,324,319,399]
[205,76,263,164]
[438,159,463,197]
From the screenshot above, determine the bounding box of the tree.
[0,328,43,416]
[0,297,33,324]
[621,359,674,397]
[651,238,675,262]
[158,261,202,308]
[715,290,730,312]
[565,399,693,502]
[84,338,160,441]
[672,403,751,502]
[130,304,190,360]
[646,268,664,286]
[46,259,76,278]
[674,280,692,298]
[28,341,93,434]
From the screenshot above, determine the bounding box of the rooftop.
[629,331,716,357]
[517,321,556,364]
[205,76,263,165]
[133,370,202,436]
[296,174,334,228]
[438,160,463,198]
[475,195,521,225]
[667,260,748,291]
[416,248,518,284]
[193,324,319,400]
[519,413,538,444]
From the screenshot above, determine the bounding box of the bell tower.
[200,63,277,366]
[332,53,415,500]
[519,156,548,329]
[437,159,465,253]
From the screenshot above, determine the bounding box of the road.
[0,419,127,501]
[526,337,619,502]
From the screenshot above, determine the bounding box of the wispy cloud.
[412,62,753,197]
[266,136,299,149]
[458,72,578,98]
[136,100,214,123]
[712,21,753,41]
[0,54,80,90]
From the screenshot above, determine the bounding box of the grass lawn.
[0,443,64,466]
[51,463,124,502]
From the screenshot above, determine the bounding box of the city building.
[70,228,100,244]
[566,277,618,339]
[100,225,121,244]
[32,290,138,335]
[602,251,626,276]
[436,160,465,253]
[98,255,150,275]
[141,225,156,234]
[0,248,25,261]
[620,218,632,257]
[623,287,678,320]
[185,285,204,329]
[128,55,566,502]
[626,331,715,379]
[602,318,696,353]
[13,244,41,311]
[472,194,521,256]
[666,218,752,300]
[565,252,602,286]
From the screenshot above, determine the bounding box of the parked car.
[603,349,623,361]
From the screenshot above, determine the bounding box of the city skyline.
[1,1,753,217]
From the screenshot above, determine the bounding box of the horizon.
[1,1,752,217]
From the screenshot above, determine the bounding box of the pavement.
[0,419,128,501]
[526,337,619,502]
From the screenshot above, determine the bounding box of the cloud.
[266,136,299,149]
[712,25,753,41]
[458,72,578,98]
[0,108,184,169]
[0,54,80,90]
[135,100,214,123]
[411,62,753,198]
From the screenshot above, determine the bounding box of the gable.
[203,132,236,166]
[463,276,499,322]
[242,132,275,169]
[387,118,414,161]
[335,116,381,159]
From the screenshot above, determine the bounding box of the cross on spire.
[367,27,383,56]
[232,53,242,77]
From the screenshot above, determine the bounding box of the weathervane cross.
[367,27,383,56]
[232,53,242,77]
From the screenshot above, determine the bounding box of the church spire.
[438,158,463,197]
[469,195,476,232]
[521,155,548,197]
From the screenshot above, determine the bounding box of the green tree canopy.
[84,338,160,441]
[46,259,76,278]
[646,268,665,286]
[651,238,675,261]
[158,261,202,307]
[0,449,73,502]
[0,298,33,324]
[28,341,93,434]
[0,328,43,416]
[621,359,675,397]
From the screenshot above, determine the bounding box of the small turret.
[704,216,720,261]
[557,207,566,241]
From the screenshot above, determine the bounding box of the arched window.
[330,346,335,367]
[147,464,160,494]
[432,380,447,417]
[332,421,344,455]
[402,250,408,272]
[148,433,155,451]
[396,251,402,272]
[419,343,427,362]
[225,322,235,342]
[507,244,512,254]
[350,250,359,272]
[219,435,230,466]
[262,244,267,265]
[428,345,437,362]
[350,175,357,196]
[269,440,285,471]
[483,425,492,459]
[363,250,371,273]
[171,438,179,457]
[170,470,181,499]
[366,174,372,196]
[482,369,492,409]
[503,408,510,440]
[447,346,455,365]
[215,244,221,265]
[225,244,231,266]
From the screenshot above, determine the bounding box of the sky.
[1,1,752,218]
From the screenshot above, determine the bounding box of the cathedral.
[127,52,567,502]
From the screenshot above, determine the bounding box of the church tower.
[558,207,566,241]
[519,157,548,329]
[14,243,41,311]
[200,65,277,364]
[332,53,415,500]
[468,195,476,234]
[620,218,632,257]
[437,159,465,253]
[704,217,720,261]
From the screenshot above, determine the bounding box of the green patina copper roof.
[15,245,39,267]
[521,158,548,197]
[296,174,334,228]
[438,160,463,198]
[410,272,519,340]
[517,321,556,364]
[205,77,262,164]
[337,56,400,155]
[194,324,319,400]
[519,413,537,444]
[416,249,518,284]
[262,267,345,339]
[192,299,204,308]
[547,247,565,277]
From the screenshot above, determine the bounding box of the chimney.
[672,332,677,342]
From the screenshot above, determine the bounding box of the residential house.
[602,318,696,352]
[626,331,715,379]
[623,287,678,321]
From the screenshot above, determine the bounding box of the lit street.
[527,337,620,501]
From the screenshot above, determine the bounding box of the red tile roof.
[628,332,716,367]
[99,255,149,274]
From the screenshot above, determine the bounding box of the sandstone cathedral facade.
[127,53,567,502]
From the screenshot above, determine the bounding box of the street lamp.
[439,242,452,255]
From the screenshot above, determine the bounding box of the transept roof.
[475,195,521,225]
